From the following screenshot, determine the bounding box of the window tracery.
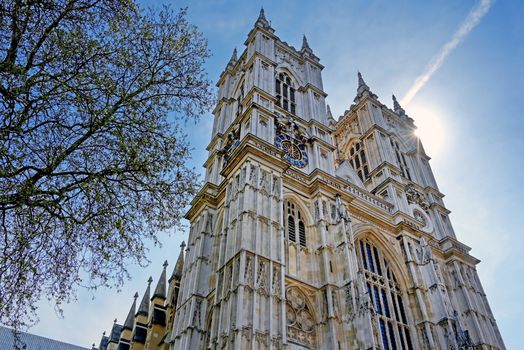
[348,141,369,181]
[358,239,413,350]
[276,73,296,114]
[286,201,306,247]
[285,286,316,347]
[391,139,412,181]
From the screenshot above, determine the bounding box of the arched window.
[349,141,369,181]
[358,239,413,350]
[391,139,411,181]
[286,201,306,247]
[275,73,296,114]
[286,286,316,347]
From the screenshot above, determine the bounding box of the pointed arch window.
[286,286,317,347]
[391,139,412,181]
[276,73,296,114]
[286,201,306,247]
[349,141,369,181]
[358,239,413,350]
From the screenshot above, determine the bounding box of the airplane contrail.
[401,0,492,105]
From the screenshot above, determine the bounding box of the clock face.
[275,134,308,168]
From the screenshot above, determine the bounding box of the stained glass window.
[358,239,413,350]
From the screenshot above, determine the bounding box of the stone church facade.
[97,9,505,350]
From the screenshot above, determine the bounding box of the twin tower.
[97,9,505,350]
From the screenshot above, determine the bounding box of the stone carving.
[330,204,337,222]
[454,311,474,348]
[193,299,202,328]
[274,113,311,144]
[255,332,268,346]
[272,266,281,297]
[217,271,224,298]
[233,257,240,288]
[220,123,241,168]
[331,290,340,317]
[414,210,427,226]
[249,165,258,186]
[245,255,253,288]
[205,213,213,233]
[240,166,246,185]
[259,169,270,193]
[224,264,232,293]
[315,202,320,221]
[272,175,281,195]
[322,289,329,320]
[256,260,268,294]
[434,262,444,284]
[220,334,228,349]
[322,200,328,218]
[405,184,430,211]
[271,336,282,350]
[285,287,316,347]
[345,284,354,318]
[241,326,252,341]
[416,237,432,265]
[451,269,460,288]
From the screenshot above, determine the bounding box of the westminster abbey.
[96,9,505,350]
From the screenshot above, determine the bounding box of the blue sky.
[29,1,523,348]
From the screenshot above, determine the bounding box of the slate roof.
[0,326,89,350]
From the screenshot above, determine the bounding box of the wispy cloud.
[401,0,492,105]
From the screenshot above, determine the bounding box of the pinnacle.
[357,71,367,89]
[354,71,378,103]
[259,7,266,21]
[302,35,310,50]
[392,94,406,116]
[255,7,270,28]
[123,293,138,330]
[170,241,186,281]
[153,260,168,300]
[136,277,152,316]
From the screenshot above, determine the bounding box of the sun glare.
[408,105,447,159]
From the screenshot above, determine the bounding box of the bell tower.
[169,8,505,350]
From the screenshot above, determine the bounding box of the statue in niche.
[193,299,202,327]
[245,256,253,287]
[417,237,432,265]
[274,113,311,144]
[257,261,268,293]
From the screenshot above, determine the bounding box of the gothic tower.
[168,9,505,350]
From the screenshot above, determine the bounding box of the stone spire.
[392,94,406,116]
[301,34,314,57]
[170,241,186,282]
[255,7,270,29]
[136,277,152,316]
[302,35,311,50]
[152,260,168,300]
[226,47,237,70]
[354,71,378,103]
[327,104,336,126]
[123,293,138,330]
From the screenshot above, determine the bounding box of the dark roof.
[109,323,123,343]
[0,326,89,350]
